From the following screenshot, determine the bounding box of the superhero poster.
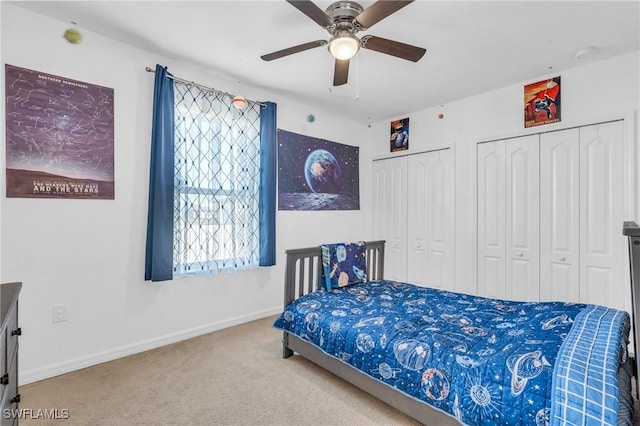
[524,76,561,128]
[5,64,114,199]
[390,117,409,152]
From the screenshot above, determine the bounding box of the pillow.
[320,241,367,291]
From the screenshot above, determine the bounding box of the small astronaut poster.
[5,64,115,199]
[524,76,561,128]
[390,117,409,152]
[277,129,360,211]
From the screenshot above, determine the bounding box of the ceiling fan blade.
[261,40,327,61]
[286,0,334,28]
[361,35,426,62]
[355,1,413,30]
[333,59,349,86]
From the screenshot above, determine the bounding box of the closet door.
[407,149,454,290]
[505,135,540,301]
[372,157,408,282]
[579,121,626,311]
[477,141,506,299]
[540,128,580,302]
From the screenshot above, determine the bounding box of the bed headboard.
[623,221,640,392]
[283,240,385,306]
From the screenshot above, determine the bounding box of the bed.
[273,225,640,425]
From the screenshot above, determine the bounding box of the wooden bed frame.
[623,221,640,394]
[280,225,640,424]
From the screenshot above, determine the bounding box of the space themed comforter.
[273,280,631,425]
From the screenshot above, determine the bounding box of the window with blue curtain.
[173,81,261,276]
[145,65,275,282]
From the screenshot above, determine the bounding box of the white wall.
[0,4,371,384]
[369,51,639,296]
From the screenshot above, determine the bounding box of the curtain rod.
[145,66,266,108]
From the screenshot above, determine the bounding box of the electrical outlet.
[52,305,67,323]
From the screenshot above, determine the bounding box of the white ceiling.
[9,0,640,123]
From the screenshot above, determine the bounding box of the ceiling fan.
[261,0,426,86]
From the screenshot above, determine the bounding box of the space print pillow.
[320,241,367,291]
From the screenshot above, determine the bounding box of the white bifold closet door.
[539,122,626,309]
[477,135,539,301]
[372,149,454,287]
[478,120,626,310]
[578,121,626,312]
[477,141,506,299]
[372,156,408,282]
[539,128,580,302]
[505,136,539,301]
[407,149,454,290]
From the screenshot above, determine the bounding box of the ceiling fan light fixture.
[329,33,360,60]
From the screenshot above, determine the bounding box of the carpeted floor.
[18,316,420,426]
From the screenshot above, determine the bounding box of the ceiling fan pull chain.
[355,54,359,101]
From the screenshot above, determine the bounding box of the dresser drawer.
[0,283,21,426]
[0,327,5,398]
[0,358,18,426]
[5,306,18,371]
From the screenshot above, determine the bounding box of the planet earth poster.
[277,129,360,211]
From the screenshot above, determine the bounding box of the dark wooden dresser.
[0,283,21,426]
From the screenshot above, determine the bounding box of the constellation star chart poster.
[278,129,360,211]
[524,76,560,128]
[5,64,115,199]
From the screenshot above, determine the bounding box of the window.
[173,82,261,276]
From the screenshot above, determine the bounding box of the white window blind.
[173,82,261,276]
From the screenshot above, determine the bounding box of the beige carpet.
[18,316,421,426]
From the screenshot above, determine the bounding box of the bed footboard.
[281,240,385,358]
[623,221,640,395]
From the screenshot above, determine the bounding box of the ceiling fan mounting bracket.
[325,1,364,21]
[325,1,365,34]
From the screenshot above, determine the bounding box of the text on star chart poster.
[5,64,114,199]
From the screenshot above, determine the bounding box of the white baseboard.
[20,307,282,385]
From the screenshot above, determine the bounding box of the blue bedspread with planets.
[273,280,630,425]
